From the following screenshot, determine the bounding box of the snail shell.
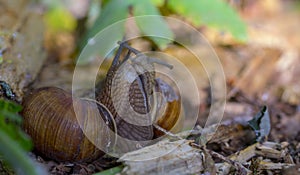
[21,87,114,162]
[153,78,182,137]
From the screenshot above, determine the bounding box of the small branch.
[207,149,250,175]
[153,124,183,140]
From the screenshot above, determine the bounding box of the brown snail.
[21,87,115,162]
[21,42,181,162]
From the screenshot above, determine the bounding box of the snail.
[21,41,181,162]
[21,87,115,162]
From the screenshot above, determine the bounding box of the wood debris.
[119,140,204,175]
[117,118,298,175]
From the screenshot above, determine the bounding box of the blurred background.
[38,0,300,140]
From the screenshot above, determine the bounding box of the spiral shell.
[22,87,114,162]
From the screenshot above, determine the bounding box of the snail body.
[97,54,156,142]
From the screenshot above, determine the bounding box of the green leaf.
[77,24,126,65]
[80,0,129,49]
[0,100,22,112]
[0,130,45,175]
[131,0,173,49]
[167,0,247,41]
[86,0,102,28]
[44,6,77,32]
[0,100,32,151]
[0,55,3,64]
[150,0,165,6]
[93,165,123,175]
[0,99,45,174]
[248,106,271,142]
[0,110,22,124]
[79,0,173,64]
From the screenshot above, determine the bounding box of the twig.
[153,124,183,140]
[206,149,250,175]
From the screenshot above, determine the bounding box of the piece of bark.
[119,140,204,175]
[220,141,296,174]
[0,0,46,101]
[258,160,294,170]
[255,141,286,159]
[230,143,258,163]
